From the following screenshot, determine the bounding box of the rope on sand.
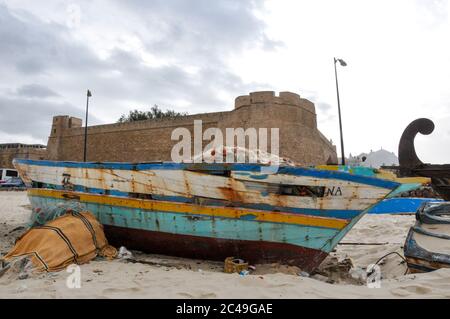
[374,251,409,275]
[338,242,391,246]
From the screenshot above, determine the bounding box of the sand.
[1,191,450,299]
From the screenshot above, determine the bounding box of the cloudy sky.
[0,0,449,163]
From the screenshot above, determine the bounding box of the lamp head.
[336,58,347,67]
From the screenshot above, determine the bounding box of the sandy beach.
[1,191,450,299]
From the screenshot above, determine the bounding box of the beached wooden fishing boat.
[404,202,450,273]
[13,159,419,273]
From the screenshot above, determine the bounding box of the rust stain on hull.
[103,225,328,273]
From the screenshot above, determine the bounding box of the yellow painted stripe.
[315,165,430,185]
[315,165,339,171]
[28,188,349,230]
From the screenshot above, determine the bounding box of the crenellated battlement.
[234,91,316,114]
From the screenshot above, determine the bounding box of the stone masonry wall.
[46,91,337,166]
[0,145,47,168]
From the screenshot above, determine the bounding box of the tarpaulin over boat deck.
[2,211,116,272]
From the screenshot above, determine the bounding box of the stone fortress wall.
[46,91,338,166]
[0,144,47,168]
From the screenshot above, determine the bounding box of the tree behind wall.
[117,105,188,123]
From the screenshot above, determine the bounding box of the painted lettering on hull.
[325,187,342,197]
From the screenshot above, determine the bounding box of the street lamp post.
[334,57,347,166]
[83,89,92,162]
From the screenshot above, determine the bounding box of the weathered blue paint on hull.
[14,159,401,189]
[368,198,444,215]
[29,194,342,252]
[34,182,363,220]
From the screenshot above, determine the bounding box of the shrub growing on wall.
[118,105,188,123]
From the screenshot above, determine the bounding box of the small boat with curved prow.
[390,118,450,272]
[395,118,450,200]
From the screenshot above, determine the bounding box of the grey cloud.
[0,1,275,143]
[0,4,105,75]
[301,90,334,116]
[317,102,333,113]
[324,113,337,122]
[95,49,260,112]
[16,84,59,98]
[301,90,319,102]
[0,96,98,143]
[15,59,45,74]
[113,0,281,61]
[261,34,285,51]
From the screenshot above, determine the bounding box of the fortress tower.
[47,116,82,160]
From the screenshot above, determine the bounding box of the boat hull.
[15,159,403,272]
[404,202,450,273]
[404,228,450,273]
[104,225,328,273]
[27,188,340,272]
[406,166,450,201]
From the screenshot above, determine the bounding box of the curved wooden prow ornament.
[398,118,435,172]
[398,118,450,200]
